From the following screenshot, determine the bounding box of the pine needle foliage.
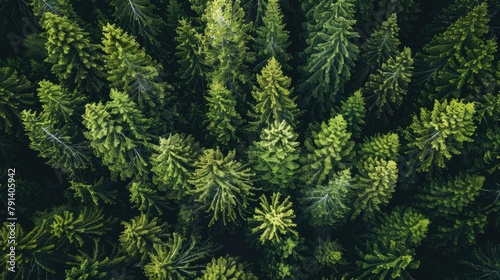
[197,255,258,280]
[0,66,33,135]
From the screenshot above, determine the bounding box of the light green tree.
[357,133,400,163]
[335,90,366,139]
[197,255,258,280]
[188,147,255,226]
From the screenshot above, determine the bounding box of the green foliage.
[249,192,298,246]
[69,178,117,206]
[248,57,299,132]
[300,114,355,186]
[50,207,114,247]
[299,0,360,118]
[434,209,488,248]
[253,0,291,71]
[462,242,500,279]
[42,12,103,91]
[0,66,32,135]
[119,214,169,263]
[363,47,414,118]
[202,0,253,90]
[378,0,420,33]
[358,133,400,163]
[248,120,300,190]
[483,125,500,172]
[372,207,430,247]
[128,178,167,214]
[352,157,398,220]
[151,133,201,200]
[301,169,353,227]
[31,0,78,21]
[316,239,344,268]
[188,147,256,225]
[404,99,476,171]
[335,90,366,139]
[198,255,258,280]
[144,232,215,280]
[356,13,400,84]
[82,89,152,181]
[204,79,243,145]
[356,240,420,279]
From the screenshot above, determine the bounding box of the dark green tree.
[128,178,168,214]
[197,255,258,280]
[253,0,292,71]
[334,90,366,139]
[69,178,117,206]
[188,147,256,226]
[462,242,500,279]
[0,66,33,135]
[378,0,420,34]
[31,0,78,22]
[248,120,300,191]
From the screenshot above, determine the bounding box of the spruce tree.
[31,0,78,22]
[248,120,300,191]
[0,66,33,135]
[253,0,292,71]
[248,57,299,132]
[404,99,476,172]
[462,242,500,279]
[335,90,366,139]
[363,47,414,119]
[188,147,256,226]
[378,0,420,34]
[299,0,360,119]
[197,255,258,280]
[69,178,117,206]
[357,132,400,163]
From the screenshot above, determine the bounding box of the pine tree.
[128,178,168,214]
[334,90,366,139]
[301,169,354,227]
[248,57,299,132]
[462,242,500,279]
[150,133,201,201]
[352,156,398,220]
[42,12,103,91]
[119,214,169,263]
[0,66,33,135]
[363,47,414,119]
[249,192,298,246]
[82,89,152,181]
[357,133,400,163]
[355,240,420,279]
[188,147,255,226]
[109,0,165,48]
[31,0,78,22]
[253,0,292,71]
[69,178,117,206]
[378,0,420,34]
[204,79,243,145]
[299,0,360,119]
[356,13,400,85]
[404,99,476,172]
[315,239,344,268]
[202,0,253,91]
[300,114,355,186]
[248,120,300,191]
[197,255,258,280]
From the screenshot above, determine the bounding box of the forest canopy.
[1,0,500,279]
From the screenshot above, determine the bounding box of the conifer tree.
[150,133,201,201]
[0,66,33,135]
[128,178,168,214]
[188,147,255,226]
[301,169,354,226]
[69,178,117,206]
[378,0,420,34]
[109,0,165,48]
[82,89,152,181]
[253,0,292,71]
[357,133,400,163]
[335,90,366,139]
[462,242,500,279]
[248,57,299,132]
[356,13,400,85]
[202,0,253,91]
[42,12,103,91]
[315,239,344,268]
[35,80,86,125]
[363,47,414,119]
[300,114,355,186]
[299,0,360,119]
[432,209,488,249]
[31,0,78,22]
[197,255,258,280]
[352,156,398,220]
[119,214,169,263]
[404,99,476,171]
[248,120,300,191]
[249,192,298,246]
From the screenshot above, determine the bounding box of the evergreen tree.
[300,114,355,186]
[462,242,500,279]
[119,214,169,263]
[128,178,168,214]
[248,57,299,132]
[35,80,86,125]
[197,255,258,280]
[253,0,292,71]
[69,178,117,206]
[150,133,201,201]
[315,239,344,268]
[335,90,366,139]
[204,78,243,145]
[356,13,400,85]
[363,47,414,119]
[249,192,298,246]
[202,0,253,91]
[378,0,420,34]
[188,147,256,226]
[42,12,103,91]
[352,156,398,220]
[0,66,33,135]
[301,169,354,227]
[404,99,476,172]
[248,120,300,191]
[31,0,78,22]
[357,132,400,163]
[82,89,152,181]
[299,0,360,119]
